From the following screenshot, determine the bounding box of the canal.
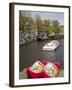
[19,39,64,72]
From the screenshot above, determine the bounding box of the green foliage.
[35,15,43,31]
[42,20,61,35]
[19,11,33,32]
[19,11,61,35]
[50,20,61,35]
[43,20,50,32]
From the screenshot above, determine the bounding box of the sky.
[30,11,64,25]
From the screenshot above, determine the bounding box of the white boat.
[43,40,59,51]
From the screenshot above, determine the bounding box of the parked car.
[43,40,59,51]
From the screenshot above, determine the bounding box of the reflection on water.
[43,52,56,59]
[20,39,64,71]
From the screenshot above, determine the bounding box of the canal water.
[19,39,64,72]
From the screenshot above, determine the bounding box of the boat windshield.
[46,40,58,46]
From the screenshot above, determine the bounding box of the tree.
[35,15,43,31]
[19,11,33,32]
[50,20,61,35]
[43,20,50,32]
[19,11,26,31]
